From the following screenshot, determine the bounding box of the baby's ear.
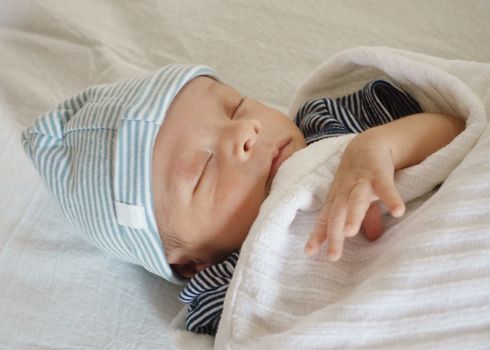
[172,263,199,279]
[172,261,213,278]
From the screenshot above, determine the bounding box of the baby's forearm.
[363,113,465,171]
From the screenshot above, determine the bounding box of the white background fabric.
[1,1,489,349]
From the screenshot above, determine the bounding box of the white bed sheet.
[1,1,489,349]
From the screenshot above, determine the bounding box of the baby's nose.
[230,119,261,160]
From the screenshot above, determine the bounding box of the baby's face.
[152,76,305,278]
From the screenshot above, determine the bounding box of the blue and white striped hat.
[21,64,217,284]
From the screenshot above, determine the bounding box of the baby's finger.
[344,182,372,238]
[304,223,327,257]
[304,203,331,256]
[325,196,348,261]
[373,178,405,218]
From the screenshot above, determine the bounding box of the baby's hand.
[304,133,406,261]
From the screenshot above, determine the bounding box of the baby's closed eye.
[230,97,246,119]
[194,152,213,193]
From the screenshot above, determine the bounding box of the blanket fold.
[212,47,490,350]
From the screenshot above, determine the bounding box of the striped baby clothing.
[179,80,423,335]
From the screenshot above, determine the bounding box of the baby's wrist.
[352,128,395,162]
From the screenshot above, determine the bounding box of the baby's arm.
[304,112,465,261]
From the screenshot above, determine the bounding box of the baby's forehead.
[185,75,238,100]
[162,77,241,133]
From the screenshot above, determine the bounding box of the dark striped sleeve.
[295,80,423,145]
[179,251,240,335]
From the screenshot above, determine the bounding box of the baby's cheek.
[173,159,201,184]
[215,175,248,203]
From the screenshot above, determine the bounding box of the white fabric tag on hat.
[115,201,148,230]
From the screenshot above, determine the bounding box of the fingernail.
[327,248,337,261]
[304,244,314,256]
[345,224,355,237]
[345,223,352,233]
[330,254,341,262]
[392,205,405,217]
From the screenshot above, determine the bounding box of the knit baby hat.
[21,64,216,284]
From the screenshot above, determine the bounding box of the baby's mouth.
[267,138,292,185]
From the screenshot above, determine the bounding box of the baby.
[22,64,464,288]
[153,72,464,280]
[164,71,465,334]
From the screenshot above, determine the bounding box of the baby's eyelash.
[193,153,213,194]
[231,97,246,119]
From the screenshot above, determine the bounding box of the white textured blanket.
[211,47,490,349]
